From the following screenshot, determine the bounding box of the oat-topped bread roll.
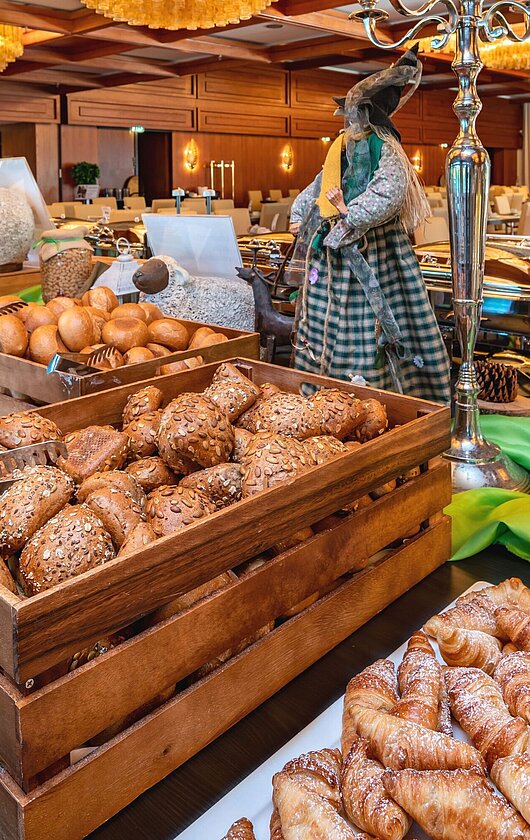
[58,425,129,483]
[232,427,254,462]
[20,504,115,595]
[84,487,145,549]
[245,392,321,440]
[0,557,16,593]
[146,485,217,538]
[123,410,162,460]
[203,362,261,422]
[157,392,234,474]
[122,385,163,426]
[0,411,62,449]
[179,463,242,509]
[352,399,388,443]
[77,470,145,507]
[125,456,177,493]
[307,388,363,440]
[0,465,74,552]
[303,435,348,465]
[240,432,316,497]
[236,381,282,432]
[118,522,157,556]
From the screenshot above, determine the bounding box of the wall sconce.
[184,139,199,172]
[281,144,294,172]
[129,125,145,134]
[411,150,423,173]
[321,136,331,143]
[440,143,449,149]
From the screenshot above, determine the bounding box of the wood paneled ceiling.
[1,0,530,99]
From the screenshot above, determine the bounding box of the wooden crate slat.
[0,767,22,840]
[11,407,449,682]
[13,464,451,780]
[9,519,449,840]
[0,673,21,786]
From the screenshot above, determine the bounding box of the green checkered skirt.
[294,219,451,404]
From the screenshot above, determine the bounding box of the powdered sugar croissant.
[494,652,530,723]
[496,606,530,651]
[491,753,530,825]
[342,659,398,757]
[392,630,443,731]
[460,578,530,614]
[435,626,502,674]
[424,591,500,638]
[222,818,256,839]
[383,767,530,839]
[341,734,411,840]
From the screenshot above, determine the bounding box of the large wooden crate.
[0,320,259,404]
[0,359,451,839]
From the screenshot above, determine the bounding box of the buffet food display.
[219,578,530,840]
[0,287,259,402]
[0,358,450,840]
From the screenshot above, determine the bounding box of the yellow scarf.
[316,133,344,218]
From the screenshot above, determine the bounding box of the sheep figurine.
[133,255,255,331]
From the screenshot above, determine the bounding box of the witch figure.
[289,45,451,404]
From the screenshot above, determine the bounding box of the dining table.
[87,545,527,840]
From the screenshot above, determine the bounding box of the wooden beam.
[0,1,71,34]
[269,34,368,62]
[286,54,363,70]
[277,0,342,14]
[257,7,385,41]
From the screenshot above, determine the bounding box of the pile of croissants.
[221,578,530,840]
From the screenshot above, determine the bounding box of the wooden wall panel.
[98,128,134,195]
[35,123,59,204]
[198,103,290,136]
[199,67,288,107]
[0,88,59,124]
[0,124,37,171]
[290,69,351,112]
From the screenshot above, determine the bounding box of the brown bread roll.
[0,557,16,594]
[69,630,131,671]
[102,318,149,353]
[0,294,22,306]
[0,465,74,552]
[84,487,145,549]
[25,306,58,334]
[158,356,203,375]
[232,427,254,462]
[57,425,129,483]
[110,303,147,322]
[351,399,388,443]
[125,456,177,493]
[307,388,363,440]
[139,302,163,324]
[236,382,282,431]
[203,362,260,422]
[0,314,28,357]
[146,342,171,358]
[81,287,118,313]
[188,326,215,350]
[195,332,229,348]
[147,319,189,351]
[15,301,39,326]
[246,392,321,440]
[118,522,157,556]
[57,307,96,352]
[124,410,162,460]
[29,325,67,366]
[122,385,164,426]
[157,392,234,474]
[123,347,155,365]
[20,504,115,595]
[146,485,216,538]
[46,296,80,320]
[0,411,62,449]
[179,463,243,509]
[77,470,145,506]
[303,436,348,465]
[240,432,316,497]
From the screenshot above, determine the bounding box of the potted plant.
[71,161,100,201]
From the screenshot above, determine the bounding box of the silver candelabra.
[350,0,530,491]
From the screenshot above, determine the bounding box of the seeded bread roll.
[57,425,128,483]
[77,471,145,507]
[0,557,17,594]
[179,463,243,509]
[236,382,282,432]
[246,392,321,440]
[20,504,115,595]
[307,388,363,440]
[122,385,163,427]
[125,457,178,493]
[232,427,254,462]
[157,393,234,474]
[0,465,74,552]
[84,487,145,549]
[146,485,216,538]
[69,630,131,671]
[140,571,236,629]
[118,522,157,556]
[240,433,316,497]
[303,435,348,465]
[124,410,162,460]
[0,412,62,449]
[351,399,388,443]
[203,362,260,422]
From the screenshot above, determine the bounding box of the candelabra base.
[447,452,530,493]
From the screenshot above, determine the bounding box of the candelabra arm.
[355,12,455,48]
[482,2,530,40]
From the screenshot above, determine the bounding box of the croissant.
[491,753,530,825]
[272,770,365,839]
[392,630,443,731]
[341,734,411,840]
[496,606,530,651]
[445,667,530,768]
[383,767,530,839]
[342,659,398,757]
[347,704,485,771]
[424,592,501,638]
[438,680,453,737]
[459,578,530,615]
[494,652,530,723]
[223,818,256,839]
[435,625,502,674]
[443,665,506,709]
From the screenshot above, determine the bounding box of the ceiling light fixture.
[81,0,278,30]
[0,24,24,72]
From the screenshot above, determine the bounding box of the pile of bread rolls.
[0,287,230,372]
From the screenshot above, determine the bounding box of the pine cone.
[475,360,518,403]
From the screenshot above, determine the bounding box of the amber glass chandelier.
[419,26,530,70]
[0,25,24,72]
[81,0,277,30]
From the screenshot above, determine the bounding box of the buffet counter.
[88,545,524,840]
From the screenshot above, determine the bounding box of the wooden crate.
[0,359,451,839]
[0,321,260,404]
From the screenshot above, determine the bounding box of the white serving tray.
[177,581,492,839]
